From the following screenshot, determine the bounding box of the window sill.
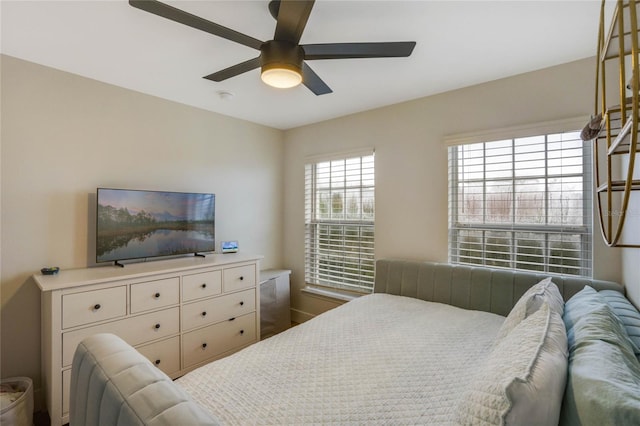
[301,286,366,303]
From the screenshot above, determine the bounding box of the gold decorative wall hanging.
[587,0,640,247]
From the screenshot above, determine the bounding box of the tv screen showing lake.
[96,188,215,263]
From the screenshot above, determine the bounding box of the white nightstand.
[260,269,291,339]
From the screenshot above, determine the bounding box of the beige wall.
[0,55,284,403]
[283,57,625,319]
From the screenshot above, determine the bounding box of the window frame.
[304,151,375,293]
[448,131,593,277]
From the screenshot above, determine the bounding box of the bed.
[69,259,640,425]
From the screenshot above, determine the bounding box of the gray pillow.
[599,289,640,359]
[560,286,640,426]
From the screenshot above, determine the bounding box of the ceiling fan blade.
[302,62,332,96]
[273,0,315,44]
[129,0,263,50]
[203,57,261,82]
[303,42,416,60]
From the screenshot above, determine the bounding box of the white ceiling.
[1,0,609,130]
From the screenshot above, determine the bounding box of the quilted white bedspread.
[176,293,505,425]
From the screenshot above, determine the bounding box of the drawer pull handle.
[201,283,207,289]
[154,323,161,329]
[229,317,236,322]
[239,276,244,281]
[202,311,207,317]
[93,304,101,311]
[154,292,160,298]
[240,301,244,306]
[202,343,207,349]
[154,359,161,365]
[240,329,244,335]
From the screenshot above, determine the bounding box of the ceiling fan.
[128,0,416,95]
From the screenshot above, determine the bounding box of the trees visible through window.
[448,132,592,276]
[305,153,375,292]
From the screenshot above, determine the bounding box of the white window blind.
[305,153,375,292]
[448,131,592,277]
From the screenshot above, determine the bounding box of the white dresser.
[34,253,261,426]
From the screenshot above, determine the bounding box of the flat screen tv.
[96,188,215,264]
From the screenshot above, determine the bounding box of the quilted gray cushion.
[599,289,640,358]
[457,302,568,425]
[494,277,564,343]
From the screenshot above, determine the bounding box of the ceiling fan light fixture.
[259,40,304,89]
[261,66,302,89]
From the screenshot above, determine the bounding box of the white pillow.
[494,277,564,343]
[457,302,568,425]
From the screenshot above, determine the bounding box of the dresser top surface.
[34,253,262,292]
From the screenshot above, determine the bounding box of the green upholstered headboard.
[374,259,623,317]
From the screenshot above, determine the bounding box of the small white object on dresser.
[34,253,262,426]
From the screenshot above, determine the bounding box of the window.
[305,152,375,292]
[448,131,592,277]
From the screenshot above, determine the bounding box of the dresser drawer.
[183,313,256,368]
[130,277,179,314]
[136,336,181,376]
[62,307,179,367]
[182,289,255,331]
[183,270,222,302]
[223,265,256,292]
[62,286,126,329]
